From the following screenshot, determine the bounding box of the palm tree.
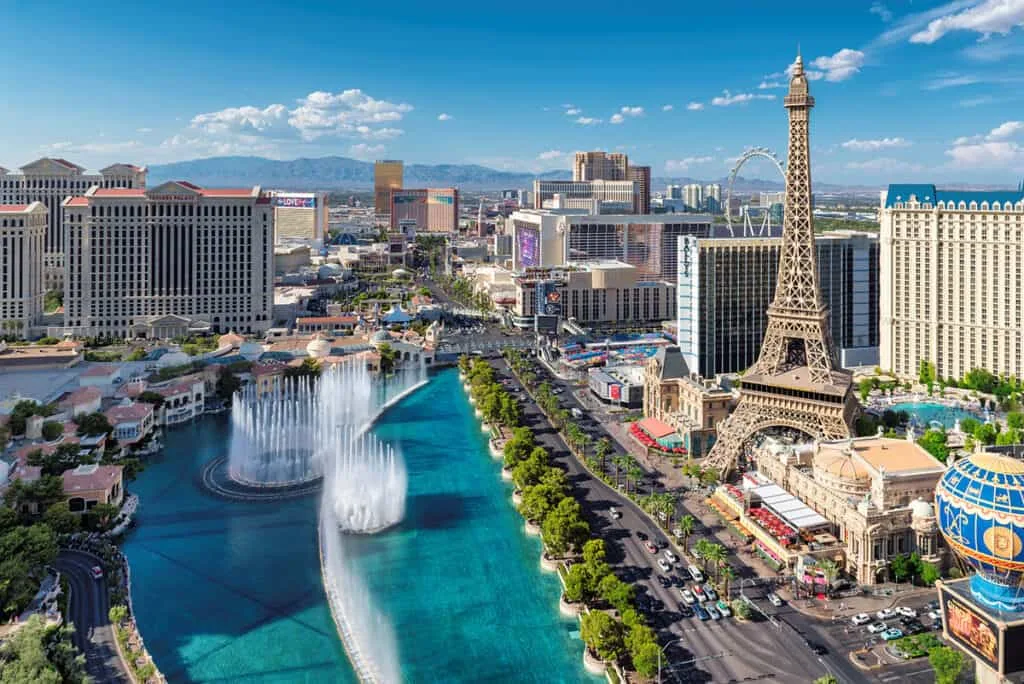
[594,437,613,474]
[612,454,629,488]
[678,515,695,553]
[818,558,840,597]
[578,433,592,460]
[626,464,643,495]
[693,539,712,571]
[704,543,727,581]
[719,564,737,600]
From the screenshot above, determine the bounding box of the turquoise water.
[123,368,594,683]
[889,401,981,429]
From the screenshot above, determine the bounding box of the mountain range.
[148,155,838,193]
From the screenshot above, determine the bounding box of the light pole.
[657,638,685,684]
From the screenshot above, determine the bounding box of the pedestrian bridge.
[438,338,533,355]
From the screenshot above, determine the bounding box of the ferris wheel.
[725,147,786,237]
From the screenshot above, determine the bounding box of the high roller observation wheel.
[725,147,786,236]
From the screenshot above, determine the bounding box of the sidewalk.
[779,584,937,621]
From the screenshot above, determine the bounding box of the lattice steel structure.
[704,54,857,478]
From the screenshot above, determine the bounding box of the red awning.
[636,417,676,439]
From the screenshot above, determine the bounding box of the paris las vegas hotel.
[0,157,274,338]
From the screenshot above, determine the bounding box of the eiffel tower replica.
[704,53,857,479]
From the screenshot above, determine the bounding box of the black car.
[903,620,926,635]
[804,640,827,656]
[637,531,648,541]
[677,603,694,618]
[657,575,672,588]
[671,574,685,587]
[651,598,665,611]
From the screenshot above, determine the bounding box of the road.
[491,357,858,683]
[55,550,130,683]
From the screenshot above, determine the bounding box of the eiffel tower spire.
[703,52,857,479]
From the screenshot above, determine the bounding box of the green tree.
[813,677,839,684]
[858,378,874,402]
[593,437,613,474]
[625,464,644,495]
[917,429,949,463]
[920,561,941,586]
[285,357,322,379]
[512,453,551,491]
[137,390,165,409]
[1007,411,1024,430]
[0,524,58,618]
[75,412,113,437]
[731,598,752,620]
[88,503,120,531]
[598,574,635,614]
[109,604,129,625]
[518,483,565,523]
[216,368,242,401]
[0,614,61,683]
[889,553,910,583]
[563,563,589,603]
[974,422,998,446]
[45,622,89,684]
[40,422,63,442]
[42,502,80,535]
[677,514,696,553]
[630,640,661,679]
[541,497,590,557]
[928,646,965,684]
[964,368,998,394]
[918,360,937,386]
[580,610,626,662]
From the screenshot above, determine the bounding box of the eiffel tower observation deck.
[704,53,858,479]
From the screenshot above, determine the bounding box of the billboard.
[609,384,622,401]
[941,589,999,671]
[274,195,316,208]
[518,226,539,268]
[536,281,562,317]
[428,193,454,205]
[676,235,700,373]
[535,314,559,335]
[393,193,425,205]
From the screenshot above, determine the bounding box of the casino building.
[60,181,274,338]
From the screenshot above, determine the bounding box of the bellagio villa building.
[879,184,1024,381]
[60,181,274,339]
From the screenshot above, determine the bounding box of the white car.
[867,622,889,634]
[687,565,704,583]
[767,592,783,607]
[876,608,897,620]
[663,549,679,564]
[896,606,918,618]
[657,558,672,572]
[927,610,942,622]
[609,507,622,520]
[679,588,697,605]
[851,613,872,626]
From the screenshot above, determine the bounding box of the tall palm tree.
[818,559,840,597]
[612,454,629,488]
[693,539,712,571]
[719,564,737,599]
[626,464,643,495]
[704,543,727,581]
[594,437,613,474]
[678,515,695,553]
[578,433,592,460]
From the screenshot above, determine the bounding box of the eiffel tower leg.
[704,402,761,480]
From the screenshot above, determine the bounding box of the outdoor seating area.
[628,418,687,455]
[748,506,797,547]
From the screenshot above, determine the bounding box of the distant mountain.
[148,156,565,190]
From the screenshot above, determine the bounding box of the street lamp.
[657,638,684,684]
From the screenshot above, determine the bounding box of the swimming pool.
[888,402,982,429]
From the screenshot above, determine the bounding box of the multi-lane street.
[55,549,130,683]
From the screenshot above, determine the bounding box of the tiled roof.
[296,316,358,325]
[0,204,29,212]
[885,183,1024,209]
[62,464,122,493]
[64,197,88,207]
[105,403,153,423]
[60,386,102,406]
[81,364,120,378]
[91,188,145,197]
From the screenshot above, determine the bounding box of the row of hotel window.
[78,205,259,218]
[0,179,135,190]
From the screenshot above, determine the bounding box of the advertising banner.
[518,228,539,268]
[942,590,999,671]
[609,384,622,401]
[274,195,316,208]
[676,235,700,372]
[536,281,562,317]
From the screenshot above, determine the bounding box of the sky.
[5,0,1024,185]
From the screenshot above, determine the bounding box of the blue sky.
[5,0,1024,184]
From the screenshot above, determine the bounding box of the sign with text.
[274,195,316,208]
[941,590,999,671]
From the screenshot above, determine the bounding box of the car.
[897,606,918,618]
[876,608,897,620]
[645,541,658,553]
[679,589,697,605]
[692,585,707,601]
[688,565,705,583]
[881,628,904,641]
[903,620,925,635]
[767,592,783,607]
[715,600,732,617]
[678,603,694,618]
[671,575,685,587]
[609,507,621,520]
[657,575,672,588]
[804,640,827,655]
[927,599,940,611]
[694,604,710,621]
[867,622,889,634]
[927,610,942,622]
[851,613,872,626]
[637,531,649,541]
[651,598,665,612]
[657,558,672,572]
[663,549,679,564]
[90,566,103,580]
[702,583,718,602]
[705,604,721,620]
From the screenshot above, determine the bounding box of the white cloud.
[946,140,1024,168]
[988,120,1024,138]
[923,74,983,90]
[911,0,1024,44]
[808,48,866,82]
[348,143,385,159]
[870,2,894,22]
[662,104,674,111]
[711,90,775,106]
[609,114,624,124]
[136,127,153,134]
[845,157,923,172]
[438,113,452,121]
[686,102,704,111]
[40,140,143,154]
[871,0,980,48]
[619,106,644,117]
[841,137,912,151]
[664,156,713,172]
[565,108,581,115]
[537,150,567,160]
[758,80,784,89]
[959,95,996,107]
[574,116,601,125]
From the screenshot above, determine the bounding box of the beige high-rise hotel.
[0,203,46,335]
[61,181,274,339]
[573,151,628,181]
[880,184,1024,382]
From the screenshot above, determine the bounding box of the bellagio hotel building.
[61,181,274,339]
[880,184,1024,382]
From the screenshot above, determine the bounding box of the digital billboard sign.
[518,227,539,268]
[609,384,622,401]
[274,195,316,208]
[941,588,1000,672]
[536,281,562,317]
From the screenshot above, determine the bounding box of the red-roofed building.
[153,379,205,425]
[0,202,46,334]
[250,362,286,397]
[58,386,102,417]
[79,364,123,389]
[295,316,357,335]
[104,402,155,445]
[62,464,124,512]
[59,180,273,339]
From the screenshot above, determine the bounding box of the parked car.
[692,585,707,601]
[876,608,897,620]
[679,589,697,605]
[645,541,658,553]
[657,558,672,572]
[637,531,648,541]
[688,565,705,583]
[702,584,718,602]
[609,507,621,519]
[881,628,904,641]
[867,622,889,634]
[767,592,783,607]
[671,575,685,587]
[897,606,918,618]
[927,599,940,611]
[715,600,732,617]
[694,604,710,621]
[903,620,925,635]
[851,613,872,626]
[705,604,721,620]
[926,610,942,622]
[664,549,679,564]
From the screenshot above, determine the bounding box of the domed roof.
[305,333,331,358]
[936,451,1024,611]
[157,347,190,368]
[909,497,934,519]
[370,329,391,344]
[392,267,410,277]
[813,445,870,485]
[219,330,244,348]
